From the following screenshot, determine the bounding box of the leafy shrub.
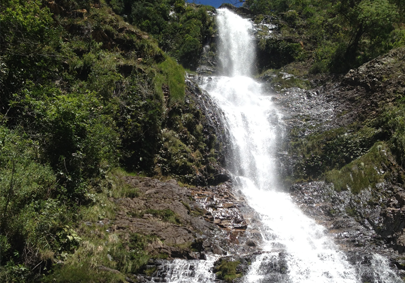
[115,73,163,172]
[257,38,303,70]
[108,0,214,70]
[0,126,78,281]
[0,0,61,112]
[284,10,299,26]
[16,89,120,199]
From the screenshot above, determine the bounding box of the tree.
[340,0,399,61]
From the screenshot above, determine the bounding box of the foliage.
[0,0,219,280]
[115,72,163,172]
[108,0,215,70]
[246,0,405,73]
[0,126,79,281]
[156,56,186,102]
[14,90,120,199]
[0,0,62,111]
[257,38,304,70]
[0,0,216,281]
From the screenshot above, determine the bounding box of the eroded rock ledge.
[108,174,262,282]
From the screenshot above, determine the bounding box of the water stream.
[158,8,402,283]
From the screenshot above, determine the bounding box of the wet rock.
[290,181,405,276]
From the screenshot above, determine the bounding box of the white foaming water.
[217,9,255,76]
[152,256,217,283]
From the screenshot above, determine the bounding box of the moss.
[144,266,157,276]
[158,129,203,180]
[259,69,311,90]
[287,124,381,181]
[345,207,357,217]
[214,260,242,282]
[325,142,390,194]
[155,56,186,103]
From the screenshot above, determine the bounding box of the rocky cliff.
[276,47,405,277]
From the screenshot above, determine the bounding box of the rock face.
[273,47,405,278]
[155,79,230,186]
[111,175,261,282]
[323,47,405,127]
[112,176,236,259]
[290,182,405,276]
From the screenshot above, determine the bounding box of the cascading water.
[153,8,402,283]
[200,9,357,282]
[150,255,218,283]
[196,8,402,283]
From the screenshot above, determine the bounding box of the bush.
[16,89,120,199]
[108,0,214,70]
[115,73,163,172]
[0,126,79,281]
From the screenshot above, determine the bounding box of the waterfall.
[153,8,403,283]
[198,8,402,283]
[217,10,255,76]
[200,9,358,282]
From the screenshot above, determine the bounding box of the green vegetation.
[287,124,380,182]
[1,0,404,281]
[108,0,215,70]
[46,231,155,282]
[323,98,405,193]
[214,259,242,282]
[287,94,405,194]
[0,0,218,281]
[156,56,186,102]
[325,142,391,193]
[258,68,311,90]
[245,0,405,74]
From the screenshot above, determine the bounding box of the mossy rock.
[214,259,242,282]
[288,124,381,181]
[325,141,392,194]
[259,69,311,91]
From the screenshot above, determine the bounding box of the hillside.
[0,1,227,281]
[1,0,405,282]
